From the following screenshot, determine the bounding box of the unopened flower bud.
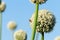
[7,21,17,30]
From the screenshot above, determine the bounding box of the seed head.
[29,9,56,33]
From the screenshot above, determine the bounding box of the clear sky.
[2,0,60,40]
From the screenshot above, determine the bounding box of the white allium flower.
[30,0,47,4]
[7,21,17,30]
[14,30,27,40]
[55,36,60,40]
[0,2,6,12]
[29,0,36,4]
[29,9,56,33]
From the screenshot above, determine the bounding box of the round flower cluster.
[30,0,47,4]
[0,2,6,12]
[14,30,27,40]
[7,21,17,30]
[55,36,60,40]
[29,9,56,33]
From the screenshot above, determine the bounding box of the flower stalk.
[11,31,14,40]
[0,0,1,4]
[0,12,2,40]
[7,21,17,40]
[31,3,39,40]
[41,32,44,40]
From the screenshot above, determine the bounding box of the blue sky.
[2,0,60,40]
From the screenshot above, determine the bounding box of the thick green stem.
[0,12,2,40]
[41,32,44,40]
[31,3,39,40]
[0,0,1,4]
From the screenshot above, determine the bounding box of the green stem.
[31,3,39,40]
[0,0,1,4]
[41,32,44,40]
[0,12,2,40]
[11,31,14,40]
